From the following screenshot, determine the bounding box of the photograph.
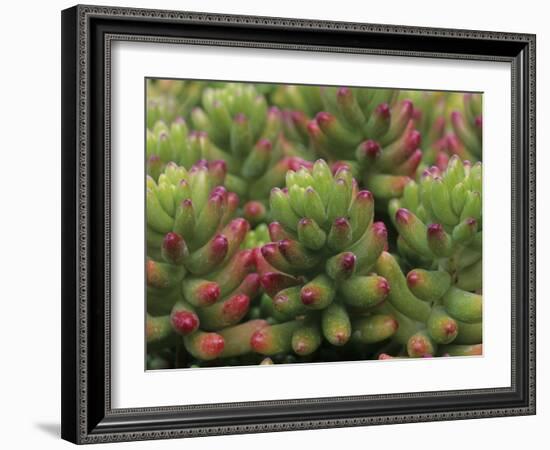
[145,80,483,370]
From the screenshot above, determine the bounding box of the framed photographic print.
[61,4,536,444]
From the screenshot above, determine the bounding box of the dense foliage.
[146,80,483,369]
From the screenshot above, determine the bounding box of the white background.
[113,42,511,408]
[0,0,545,449]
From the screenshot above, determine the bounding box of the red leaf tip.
[171,311,199,336]
[406,270,421,288]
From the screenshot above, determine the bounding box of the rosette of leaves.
[271,85,323,150]
[146,118,223,181]
[401,90,448,169]
[406,91,448,149]
[188,83,314,224]
[145,119,310,225]
[278,86,425,203]
[249,159,400,360]
[270,84,323,118]
[450,93,482,162]
[146,160,268,367]
[375,155,482,358]
[418,93,483,172]
[146,79,207,129]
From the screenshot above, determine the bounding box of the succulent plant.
[145,81,483,368]
[146,118,215,180]
[404,91,448,151]
[450,93,482,161]
[271,84,323,118]
[251,160,396,359]
[374,155,483,358]
[416,93,482,172]
[402,90,448,170]
[188,83,314,224]
[146,160,266,365]
[146,79,206,128]
[146,83,315,225]
[272,86,424,203]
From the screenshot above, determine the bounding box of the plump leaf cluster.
[147,83,313,225]
[145,80,483,369]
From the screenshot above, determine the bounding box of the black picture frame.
[61,4,536,444]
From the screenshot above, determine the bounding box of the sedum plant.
[271,84,323,118]
[146,160,267,366]
[252,160,396,359]
[145,81,483,368]
[146,118,219,181]
[146,83,314,225]
[450,93,482,162]
[275,86,423,202]
[422,93,483,172]
[375,155,482,358]
[403,90,448,153]
[146,79,206,129]
[403,90,448,170]
[188,83,314,224]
